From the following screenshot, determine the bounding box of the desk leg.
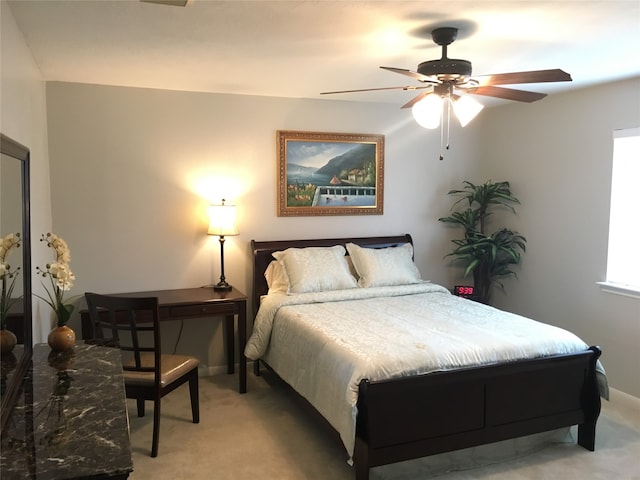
[224,315,234,374]
[238,301,247,394]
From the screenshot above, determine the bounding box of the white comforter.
[244,282,604,457]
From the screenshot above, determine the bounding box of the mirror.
[0,133,32,433]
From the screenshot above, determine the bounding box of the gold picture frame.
[277,130,384,217]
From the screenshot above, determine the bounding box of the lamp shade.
[208,201,238,237]
[453,95,484,127]
[412,93,442,129]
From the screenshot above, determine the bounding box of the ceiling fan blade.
[400,91,432,109]
[320,85,430,95]
[469,85,547,102]
[476,69,572,86]
[380,66,437,83]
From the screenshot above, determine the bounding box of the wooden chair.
[84,293,200,457]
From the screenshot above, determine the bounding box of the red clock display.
[453,285,475,297]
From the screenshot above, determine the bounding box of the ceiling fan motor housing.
[417,59,472,81]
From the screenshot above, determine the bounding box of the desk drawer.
[169,303,235,317]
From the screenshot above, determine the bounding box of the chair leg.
[151,398,160,457]
[189,369,200,424]
[137,398,145,417]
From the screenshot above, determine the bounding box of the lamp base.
[213,281,232,292]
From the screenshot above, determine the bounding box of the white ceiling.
[6,0,640,107]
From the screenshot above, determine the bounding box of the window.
[599,127,640,297]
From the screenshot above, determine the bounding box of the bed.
[244,234,605,480]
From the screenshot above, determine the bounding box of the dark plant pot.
[473,266,492,305]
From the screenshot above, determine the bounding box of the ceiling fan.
[322,27,571,159]
[321,26,572,121]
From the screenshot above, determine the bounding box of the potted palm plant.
[438,180,526,304]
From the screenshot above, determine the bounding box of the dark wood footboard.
[353,346,602,480]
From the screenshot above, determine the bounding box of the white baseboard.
[198,361,255,377]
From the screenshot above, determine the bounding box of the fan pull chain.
[446,98,451,152]
[439,97,452,160]
[439,105,445,160]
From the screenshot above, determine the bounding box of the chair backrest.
[84,293,161,386]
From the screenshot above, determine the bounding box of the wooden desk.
[80,287,247,394]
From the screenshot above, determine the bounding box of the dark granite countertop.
[1,343,133,479]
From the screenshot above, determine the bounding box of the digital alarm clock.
[453,285,476,298]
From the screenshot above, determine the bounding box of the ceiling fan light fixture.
[453,95,484,127]
[412,94,442,129]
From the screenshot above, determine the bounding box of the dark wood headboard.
[250,234,413,316]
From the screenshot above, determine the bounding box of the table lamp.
[208,199,238,291]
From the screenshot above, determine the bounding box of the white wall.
[0,0,52,342]
[478,77,640,397]
[45,81,481,372]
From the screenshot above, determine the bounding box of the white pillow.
[345,255,358,280]
[264,260,289,294]
[272,245,357,294]
[264,257,358,295]
[346,242,422,288]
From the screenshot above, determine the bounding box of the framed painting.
[277,130,384,216]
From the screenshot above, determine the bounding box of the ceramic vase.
[0,329,17,354]
[48,325,76,352]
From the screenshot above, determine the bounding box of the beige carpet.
[127,369,640,479]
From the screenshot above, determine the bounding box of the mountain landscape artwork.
[277,131,384,217]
